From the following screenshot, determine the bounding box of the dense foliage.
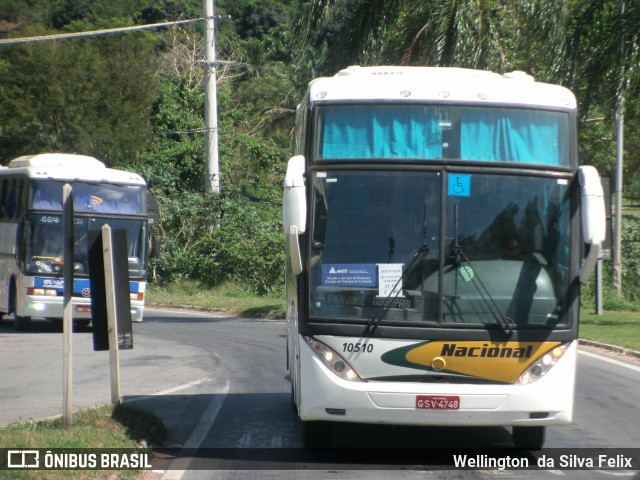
[1,0,640,297]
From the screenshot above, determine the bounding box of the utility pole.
[204,0,220,194]
[613,92,624,297]
[612,0,625,297]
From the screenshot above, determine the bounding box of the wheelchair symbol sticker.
[448,174,471,197]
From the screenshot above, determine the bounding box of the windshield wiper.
[364,202,430,337]
[363,243,429,337]
[448,203,514,336]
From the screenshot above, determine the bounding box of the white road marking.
[161,378,230,480]
[579,349,640,373]
[125,377,212,401]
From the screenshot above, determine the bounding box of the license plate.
[76,305,91,313]
[416,395,460,410]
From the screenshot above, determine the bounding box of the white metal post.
[62,184,73,428]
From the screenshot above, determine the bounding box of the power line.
[0,18,205,46]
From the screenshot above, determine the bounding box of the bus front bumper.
[297,341,577,428]
[23,295,145,323]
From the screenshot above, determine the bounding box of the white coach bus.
[283,66,605,449]
[0,153,152,330]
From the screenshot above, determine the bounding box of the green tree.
[0,24,159,166]
[137,81,205,195]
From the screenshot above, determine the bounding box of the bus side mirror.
[578,165,606,283]
[283,155,306,275]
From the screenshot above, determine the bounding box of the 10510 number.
[342,342,374,353]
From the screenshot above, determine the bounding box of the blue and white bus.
[0,153,152,330]
[283,66,606,449]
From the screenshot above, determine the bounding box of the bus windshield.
[30,181,145,214]
[315,104,571,166]
[25,215,147,278]
[309,171,572,329]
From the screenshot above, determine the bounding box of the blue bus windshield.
[316,104,570,166]
[25,215,146,278]
[30,181,145,214]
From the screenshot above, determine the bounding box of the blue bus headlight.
[305,336,361,382]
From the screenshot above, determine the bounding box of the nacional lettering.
[440,343,533,359]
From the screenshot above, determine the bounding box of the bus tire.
[9,282,31,331]
[15,315,31,331]
[302,421,332,448]
[290,383,298,414]
[512,426,545,450]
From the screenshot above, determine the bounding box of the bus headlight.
[130,292,144,301]
[305,336,361,382]
[27,288,58,296]
[517,343,568,385]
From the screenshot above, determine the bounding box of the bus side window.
[4,180,17,219]
[0,179,5,219]
[0,179,18,219]
[17,179,28,219]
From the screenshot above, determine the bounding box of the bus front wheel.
[10,283,31,331]
[15,315,31,332]
[512,426,545,450]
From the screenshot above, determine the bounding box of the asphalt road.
[1,308,640,479]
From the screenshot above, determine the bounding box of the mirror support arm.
[289,226,303,276]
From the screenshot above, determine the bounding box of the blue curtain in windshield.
[460,109,565,164]
[320,105,442,159]
[317,105,569,166]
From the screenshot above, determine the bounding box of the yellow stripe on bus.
[405,341,562,383]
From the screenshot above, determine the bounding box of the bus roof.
[1,153,146,186]
[307,66,576,109]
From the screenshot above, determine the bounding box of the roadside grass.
[0,403,167,479]
[580,309,640,352]
[146,280,285,318]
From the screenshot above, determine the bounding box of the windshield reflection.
[26,215,147,278]
[309,171,572,329]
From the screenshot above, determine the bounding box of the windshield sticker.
[377,263,404,297]
[459,265,474,281]
[448,174,471,197]
[322,264,376,287]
